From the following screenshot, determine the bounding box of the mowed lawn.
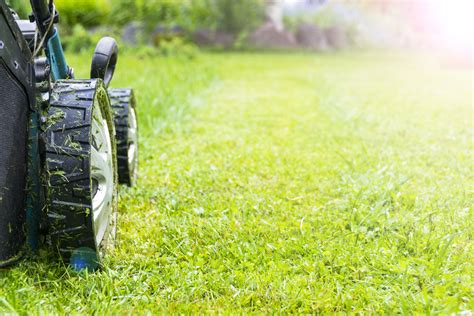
[0,52,472,313]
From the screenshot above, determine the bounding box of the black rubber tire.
[108,88,138,186]
[45,79,118,266]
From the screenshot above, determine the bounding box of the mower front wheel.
[45,79,118,269]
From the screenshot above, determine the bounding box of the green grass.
[0,51,472,313]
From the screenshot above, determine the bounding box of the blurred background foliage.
[7,0,265,33]
[7,0,266,52]
[6,0,426,54]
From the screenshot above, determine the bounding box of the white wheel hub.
[128,106,138,183]
[90,99,114,247]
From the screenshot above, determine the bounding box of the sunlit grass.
[0,51,472,313]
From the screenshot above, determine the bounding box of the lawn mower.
[0,0,138,269]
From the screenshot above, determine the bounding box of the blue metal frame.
[46,28,69,81]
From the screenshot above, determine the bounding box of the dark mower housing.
[0,0,138,269]
[0,1,35,264]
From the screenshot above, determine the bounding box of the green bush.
[55,0,110,27]
[61,24,94,53]
[184,0,216,30]
[142,0,182,28]
[187,0,264,35]
[214,0,264,34]
[109,0,140,27]
[108,0,183,29]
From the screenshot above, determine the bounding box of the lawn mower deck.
[0,0,35,266]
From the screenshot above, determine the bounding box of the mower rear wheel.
[45,79,118,269]
[108,88,138,186]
